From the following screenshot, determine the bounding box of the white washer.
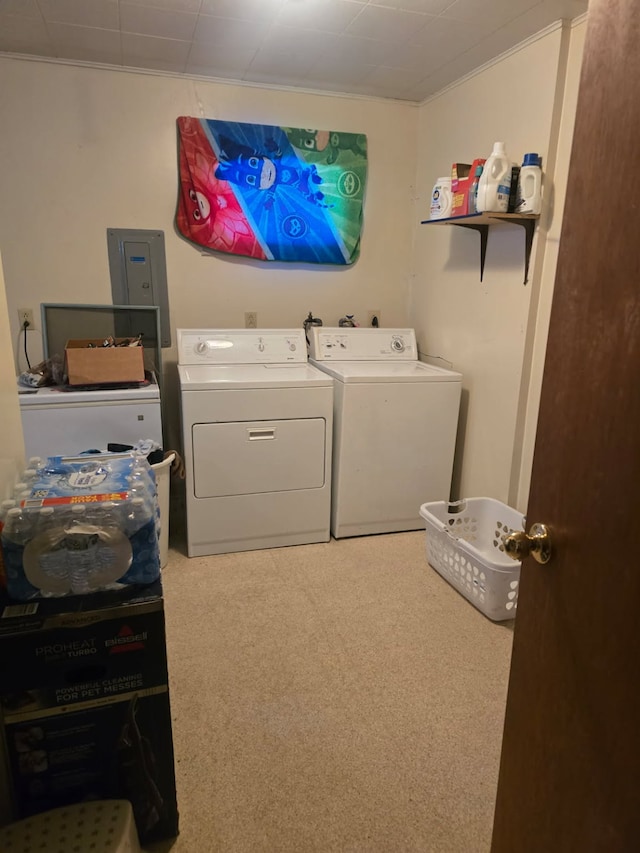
[177,328,333,557]
[308,327,462,539]
[18,380,163,459]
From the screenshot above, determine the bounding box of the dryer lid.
[178,362,333,390]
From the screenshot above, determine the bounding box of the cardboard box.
[65,339,145,386]
[451,158,486,217]
[0,583,179,844]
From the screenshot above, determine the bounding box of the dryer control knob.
[289,342,296,351]
[391,337,405,352]
[195,341,209,355]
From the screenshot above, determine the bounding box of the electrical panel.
[107,228,171,347]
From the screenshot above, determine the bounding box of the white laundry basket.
[0,800,141,852]
[151,452,175,569]
[420,498,524,621]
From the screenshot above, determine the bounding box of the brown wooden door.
[491,1,640,850]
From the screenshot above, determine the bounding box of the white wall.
[0,23,587,502]
[513,17,587,510]
[411,20,585,510]
[0,251,24,826]
[0,253,24,499]
[0,58,417,448]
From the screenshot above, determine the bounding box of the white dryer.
[308,327,462,539]
[177,329,333,557]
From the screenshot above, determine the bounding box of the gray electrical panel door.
[107,228,171,347]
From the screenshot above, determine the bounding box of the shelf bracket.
[456,223,489,282]
[486,216,537,284]
[420,213,539,284]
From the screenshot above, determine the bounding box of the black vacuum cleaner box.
[0,583,178,844]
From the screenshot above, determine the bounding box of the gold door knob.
[503,523,552,564]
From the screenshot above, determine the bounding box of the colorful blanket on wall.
[176,117,367,265]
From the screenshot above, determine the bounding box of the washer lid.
[178,362,333,390]
[310,360,462,383]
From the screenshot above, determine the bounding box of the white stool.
[0,800,141,852]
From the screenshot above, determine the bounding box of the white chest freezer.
[18,381,163,459]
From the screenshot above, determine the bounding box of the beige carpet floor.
[149,530,514,853]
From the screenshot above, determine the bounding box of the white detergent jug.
[476,142,511,213]
[515,153,542,214]
[430,176,452,220]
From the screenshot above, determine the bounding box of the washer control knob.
[391,336,405,352]
[195,341,209,355]
[258,338,265,352]
[289,341,296,351]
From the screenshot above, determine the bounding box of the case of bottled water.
[0,453,160,600]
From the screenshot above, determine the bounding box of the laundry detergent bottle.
[515,153,542,214]
[476,142,511,213]
[430,176,453,220]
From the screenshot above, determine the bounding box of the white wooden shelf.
[421,212,540,284]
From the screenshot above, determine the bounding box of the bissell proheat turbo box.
[0,583,178,844]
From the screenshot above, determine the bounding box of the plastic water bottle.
[128,470,154,500]
[468,164,484,214]
[70,501,131,591]
[62,506,93,595]
[122,497,147,537]
[124,497,160,585]
[476,142,512,212]
[515,153,542,214]
[29,507,70,595]
[13,481,30,500]
[1,499,16,520]
[86,500,118,530]
[69,504,88,523]
[2,507,31,547]
[14,470,38,501]
[1,507,38,598]
[129,456,156,493]
[35,506,56,532]
[126,476,156,528]
[87,502,121,571]
[0,500,17,591]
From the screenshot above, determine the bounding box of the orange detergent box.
[451,158,486,216]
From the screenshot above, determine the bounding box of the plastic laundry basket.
[420,498,524,621]
[151,452,175,569]
[0,800,141,852]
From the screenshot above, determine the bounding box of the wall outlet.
[245,311,258,329]
[367,310,381,328]
[18,308,34,328]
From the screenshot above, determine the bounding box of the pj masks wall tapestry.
[176,117,367,265]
